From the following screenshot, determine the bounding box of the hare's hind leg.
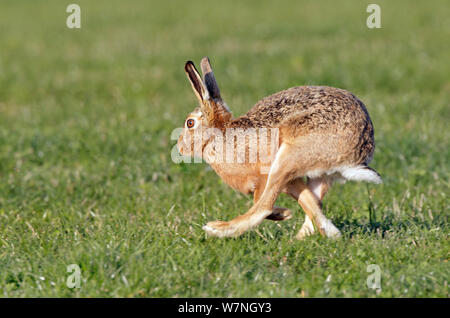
[202,144,296,238]
[286,177,341,239]
[304,177,340,239]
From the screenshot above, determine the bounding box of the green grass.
[0,0,449,297]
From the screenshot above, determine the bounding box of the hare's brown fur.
[228,86,375,172]
[178,57,381,239]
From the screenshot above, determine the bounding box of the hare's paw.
[266,207,292,221]
[296,222,315,240]
[295,216,315,240]
[319,219,342,239]
[203,220,237,238]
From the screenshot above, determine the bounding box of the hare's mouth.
[176,139,186,155]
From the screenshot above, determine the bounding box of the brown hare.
[177,57,381,239]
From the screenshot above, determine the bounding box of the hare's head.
[177,57,232,158]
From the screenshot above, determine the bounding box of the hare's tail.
[306,165,382,184]
[339,165,382,184]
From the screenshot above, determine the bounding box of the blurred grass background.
[0,0,448,297]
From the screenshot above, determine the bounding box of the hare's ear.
[200,57,221,101]
[184,61,210,105]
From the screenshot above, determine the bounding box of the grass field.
[0,0,448,297]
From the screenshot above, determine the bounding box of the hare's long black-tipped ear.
[184,61,209,105]
[200,57,221,101]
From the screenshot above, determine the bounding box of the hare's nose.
[177,137,184,154]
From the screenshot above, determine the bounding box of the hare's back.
[230,85,377,170]
[241,86,370,129]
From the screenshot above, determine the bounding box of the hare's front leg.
[253,178,292,221]
[266,206,292,221]
[203,144,295,238]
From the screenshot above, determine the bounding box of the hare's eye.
[186,118,196,129]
